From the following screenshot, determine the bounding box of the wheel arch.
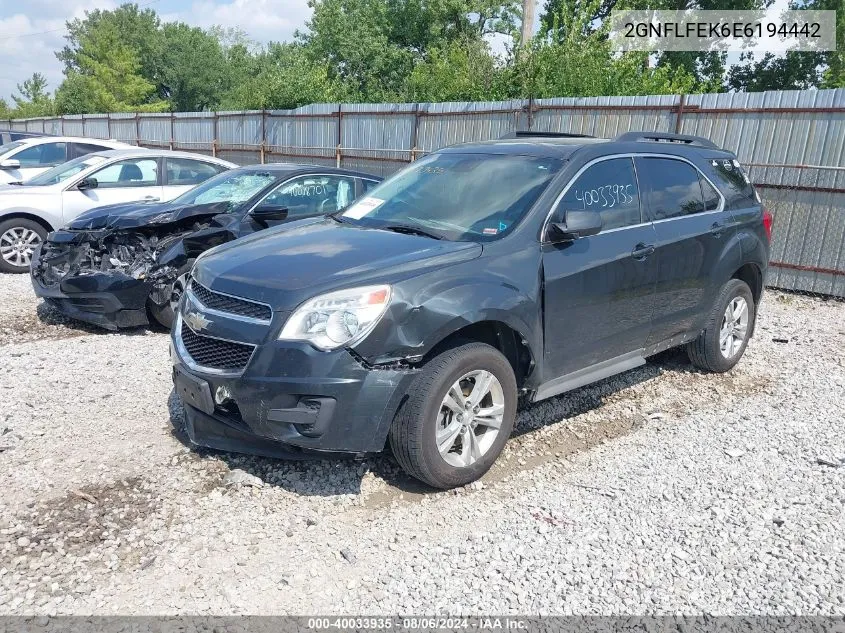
[0,211,55,234]
[419,318,537,390]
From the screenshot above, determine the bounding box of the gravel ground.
[0,272,843,615]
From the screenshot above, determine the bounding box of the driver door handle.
[631,243,655,260]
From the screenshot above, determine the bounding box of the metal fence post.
[135,113,141,147]
[336,104,343,168]
[261,109,267,164]
[410,103,420,162]
[675,94,686,133]
[212,113,218,157]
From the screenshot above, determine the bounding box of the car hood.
[192,218,483,311]
[66,200,234,231]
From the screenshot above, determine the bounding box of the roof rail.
[615,131,718,149]
[502,130,595,139]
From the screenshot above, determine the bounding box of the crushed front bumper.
[30,243,153,330]
[170,325,419,456]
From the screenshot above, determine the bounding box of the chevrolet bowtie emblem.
[185,311,212,332]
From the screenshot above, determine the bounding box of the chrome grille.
[190,280,272,321]
[179,321,255,372]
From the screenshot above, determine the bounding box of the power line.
[0,0,161,42]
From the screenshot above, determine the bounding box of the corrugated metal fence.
[4,88,845,297]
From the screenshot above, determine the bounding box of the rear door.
[61,156,164,223]
[636,156,739,346]
[542,156,659,379]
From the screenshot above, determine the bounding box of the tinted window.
[361,179,380,193]
[709,158,758,208]
[341,153,563,241]
[559,158,640,231]
[262,175,355,218]
[640,158,704,220]
[700,176,721,211]
[166,158,225,185]
[90,158,158,188]
[13,142,67,167]
[69,143,113,159]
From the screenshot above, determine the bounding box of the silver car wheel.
[719,296,749,359]
[436,369,505,468]
[0,226,42,268]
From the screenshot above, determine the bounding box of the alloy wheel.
[436,370,505,468]
[719,296,749,359]
[0,226,42,268]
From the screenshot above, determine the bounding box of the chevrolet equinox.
[170,131,772,489]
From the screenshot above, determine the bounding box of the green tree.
[54,22,167,113]
[160,23,230,110]
[300,0,520,100]
[11,73,55,118]
[405,39,509,101]
[58,4,164,94]
[221,43,342,109]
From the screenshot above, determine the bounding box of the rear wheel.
[389,342,517,489]
[0,217,47,273]
[687,278,755,373]
[148,259,194,329]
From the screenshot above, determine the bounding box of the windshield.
[0,140,25,157]
[341,153,563,241]
[171,170,281,211]
[26,155,107,186]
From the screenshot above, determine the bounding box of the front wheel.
[687,278,755,373]
[148,259,194,329]
[389,342,517,489]
[0,217,47,273]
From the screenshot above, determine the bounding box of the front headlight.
[279,285,391,350]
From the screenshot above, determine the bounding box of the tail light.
[762,209,773,242]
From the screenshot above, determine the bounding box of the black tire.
[0,217,48,274]
[148,259,195,329]
[389,342,517,489]
[686,278,755,373]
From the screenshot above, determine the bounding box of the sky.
[0,0,314,103]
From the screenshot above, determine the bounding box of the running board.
[532,351,646,402]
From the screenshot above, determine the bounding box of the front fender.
[354,276,542,373]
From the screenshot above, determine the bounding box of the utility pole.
[521,0,536,47]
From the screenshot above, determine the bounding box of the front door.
[635,156,740,345]
[542,157,659,379]
[239,174,357,235]
[61,156,164,223]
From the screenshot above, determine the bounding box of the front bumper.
[170,328,419,456]
[30,245,152,330]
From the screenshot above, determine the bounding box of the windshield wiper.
[380,224,443,240]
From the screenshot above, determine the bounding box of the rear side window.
[166,158,225,185]
[639,158,704,220]
[69,143,113,159]
[559,158,641,231]
[709,158,758,209]
[700,176,721,211]
[361,178,380,193]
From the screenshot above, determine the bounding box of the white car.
[0,136,133,185]
[0,149,237,273]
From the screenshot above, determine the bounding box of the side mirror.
[549,209,602,242]
[0,159,21,170]
[77,177,98,191]
[249,204,288,225]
